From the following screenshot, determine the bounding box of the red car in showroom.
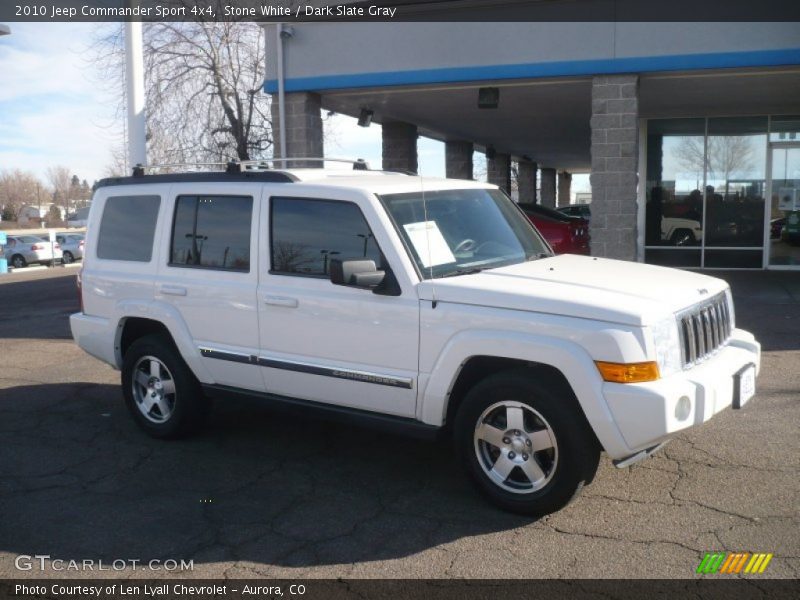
[518,203,590,255]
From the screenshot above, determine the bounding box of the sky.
[0,22,449,186]
[0,23,121,185]
[0,22,586,195]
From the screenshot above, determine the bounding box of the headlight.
[651,316,682,377]
[724,287,736,331]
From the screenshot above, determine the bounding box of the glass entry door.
[768,144,800,268]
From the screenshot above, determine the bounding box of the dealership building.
[263,11,800,269]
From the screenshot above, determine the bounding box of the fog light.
[675,395,692,421]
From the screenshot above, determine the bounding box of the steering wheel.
[453,238,477,254]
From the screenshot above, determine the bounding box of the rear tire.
[122,334,210,439]
[454,368,600,516]
[62,252,74,264]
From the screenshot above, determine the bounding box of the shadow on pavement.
[0,274,77,340]
[0,383,530,569]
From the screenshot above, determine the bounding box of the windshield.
[380,188,550,279]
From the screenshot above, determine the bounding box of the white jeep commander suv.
[70,161,761,516]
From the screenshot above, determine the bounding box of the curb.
[5,262,82,274]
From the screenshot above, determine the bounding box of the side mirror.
[330,258,385,289]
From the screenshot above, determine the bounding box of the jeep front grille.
[678,293,732,367]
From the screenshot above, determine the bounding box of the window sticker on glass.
[403,221,456,268]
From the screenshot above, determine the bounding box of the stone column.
[518,161,537,204]
[557,171,572,207]
[382,121,418,173]
[445,140,473,180]
[590,74,639,260]
[540,168,556,208]
[270,92,323,167]
[487,152,511,194]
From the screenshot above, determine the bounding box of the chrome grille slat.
[708,306,719,349]
[713,303,724,346]
[677,292,732,368]
[684,319,697,364]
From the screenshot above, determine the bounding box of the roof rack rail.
[131,157,371,177]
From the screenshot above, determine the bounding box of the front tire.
[122,334,210,438]
[670,229,695,246]
[11,255,26,269]
[454,369,600,516]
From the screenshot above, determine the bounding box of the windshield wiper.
[527,252,552,261]
[438,267,484,278]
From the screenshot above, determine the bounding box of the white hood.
[417,254,728,327]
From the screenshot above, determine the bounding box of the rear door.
[155,183,265,392]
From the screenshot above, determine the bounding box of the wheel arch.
[419,330,630,458]
[112,299,215,384]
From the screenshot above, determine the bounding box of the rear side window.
[270,197,382,276]
[97,195,161,262]
[170,195,252,272]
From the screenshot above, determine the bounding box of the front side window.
[170,195,252,272]
[270,197,382,276]
[380,188,548,279]
[97,195,160,262]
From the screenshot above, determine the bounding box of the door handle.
[263,295,298,308]
[160,285,187,296]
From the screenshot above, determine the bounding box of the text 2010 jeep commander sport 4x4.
[70,161,761,516]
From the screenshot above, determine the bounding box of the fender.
[419,329,631,458]
[112,298,216,384]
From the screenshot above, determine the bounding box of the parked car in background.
[56,233,85,264]
[4,235,62,268]
[557,204,703,246]
[557,203,592,221]
[518,203,590,255]
[66,206,91,228]
[661,217,704,246]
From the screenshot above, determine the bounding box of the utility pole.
[125,8,147,169]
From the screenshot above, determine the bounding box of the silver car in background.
[56,233,85,264]
[3,235,63,268]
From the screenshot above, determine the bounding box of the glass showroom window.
[644,119,705,267]
[703,117,767,268]
[645,117,769,268]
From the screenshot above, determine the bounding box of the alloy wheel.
[473,400,558,494]
[131,355,177,424]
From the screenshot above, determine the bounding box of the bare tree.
[46,166,72,213]
[93,10,273,168]
[674,135,756,196]
[0,170,46,221]
[273,242,314,273]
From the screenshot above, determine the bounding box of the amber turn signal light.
[595,361,660,383]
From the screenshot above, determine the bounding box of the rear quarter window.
[97,195,161,262]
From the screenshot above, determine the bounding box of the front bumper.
[603,328,761,456]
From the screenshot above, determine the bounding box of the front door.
[257,194,419,418]
[767,144,800,268]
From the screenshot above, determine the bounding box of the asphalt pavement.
[0,268,797,579]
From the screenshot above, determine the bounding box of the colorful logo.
[697,552,773,574]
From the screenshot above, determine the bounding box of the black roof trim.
[95,171,298,189]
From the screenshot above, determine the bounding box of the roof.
[282,169,494,195]
[94,167,495,196]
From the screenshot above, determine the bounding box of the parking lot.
[0,268,798,579]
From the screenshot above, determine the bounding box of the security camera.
[279,25,294,39]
